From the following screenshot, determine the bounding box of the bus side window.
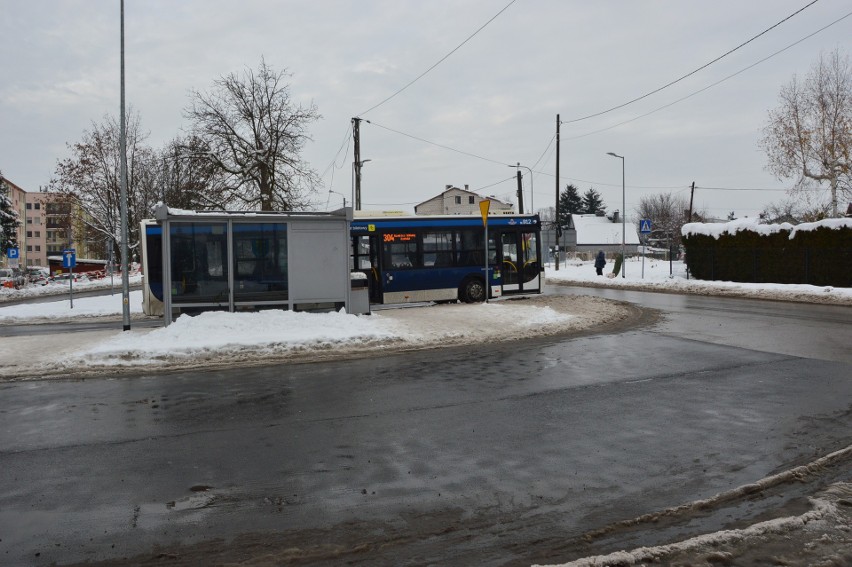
[385,240,418,269]
[423,231,453,267]
[456,229,481,266]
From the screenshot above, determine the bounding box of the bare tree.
[49,110,158,259]
[760,192,833,224]
[760,48,852,217]
[635,192,692,248]
[184,58,321,211]
[160,136,231,211]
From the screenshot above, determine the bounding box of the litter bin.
[350,272,370,315]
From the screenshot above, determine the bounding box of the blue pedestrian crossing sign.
[62,248,77,269]
[6,247,19,259]
[639,219,652,234]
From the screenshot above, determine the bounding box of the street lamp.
[507,163,533,213]
[606,152,626,278]
[329,189,347,208]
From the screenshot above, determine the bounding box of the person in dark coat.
[594,250,606,276]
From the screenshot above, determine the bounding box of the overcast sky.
[2,0,850,219]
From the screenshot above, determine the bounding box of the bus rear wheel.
[460,278,486,303]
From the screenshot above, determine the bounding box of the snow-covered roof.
[682,217,852,240]
[571,214,641,245]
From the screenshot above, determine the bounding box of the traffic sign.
[479,199,490,226]
[6,247,18,259]
[62,248,77,269]
[640,219,652,234]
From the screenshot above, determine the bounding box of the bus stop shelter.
[149,205,354,324]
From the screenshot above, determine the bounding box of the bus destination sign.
[383,232,416,243]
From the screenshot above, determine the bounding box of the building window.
[27,245,33,252]
[35,231,40,237]
[26,217,32,225]
[26,231,32,238]
[454,196,461,205]
[34,203,40,210]
[469,196,475,204]
[35,246,41,252]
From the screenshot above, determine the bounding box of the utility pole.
[352,117,362,211]
[119,0,131,331]
[515,170,524,214]
[688,181,695,222]
[555,114,560,271]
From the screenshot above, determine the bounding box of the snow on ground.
[0,272,143,303]
[0,288,145,321]
[546,257,852,305]
[536,480,852,567]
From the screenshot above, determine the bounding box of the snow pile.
[790,217,852,237]
[535,498,837,567]
[20,296,582,374]
[682,217,793,238]
[75,308,411,364]
[536,443,852,567]
[682,217,852,239]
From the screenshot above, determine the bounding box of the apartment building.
[1,176,81,269]
[2,178,28,268]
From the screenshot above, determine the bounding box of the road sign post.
[7,247,19,269]
[639,220,652,279]
[479,200,490,303]
[63,249,77,309]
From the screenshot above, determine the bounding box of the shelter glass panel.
[170,222,229,304]
[233,223,288,302]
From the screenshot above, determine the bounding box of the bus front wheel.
[460,278,486,303]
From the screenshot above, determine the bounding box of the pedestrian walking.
[594,250,606,276]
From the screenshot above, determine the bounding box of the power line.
[366,120,511,166]
[561,0,820,125]
[697,186,785,191]
[355,7,847,199]
[531,133,556,170]
[358,0,517,117]
[353,10,850,199]
[472,176,516,193]
[320,124,353,180]
[563,9,852,142]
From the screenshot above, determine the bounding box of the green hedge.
[683,224,852,287]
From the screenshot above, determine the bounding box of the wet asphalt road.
[0,288,850,566]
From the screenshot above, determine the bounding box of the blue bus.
[350,214,542,304]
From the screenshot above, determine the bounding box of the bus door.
[353,234,383,303]
[500,230,541,294]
